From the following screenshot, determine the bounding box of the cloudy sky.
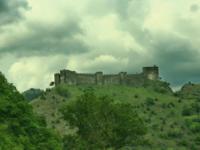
[0,0,200,91]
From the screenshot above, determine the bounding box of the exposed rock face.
[54,66,159,86]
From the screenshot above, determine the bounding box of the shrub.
[182,106,194,116]
[162,119,166,125]
[191,102,200,115]
[0,72,62,149]
[152,124,159,130]
[161,103,167,109]
[178,99,182,103]
[194,136,200,145]
[51,112,55,117]
[168,110,175,117]
[55,85,71,98]
[177,139,188,147]
[56,119,61,124]
[170,124,174,129]
[173,92,179,97]
[146,107,151,111]
[155,87,168,94]
[159,133,168,139]
[168,102,175,108]
[167,128,183,138]
[145,98,155,106]
[134,94,139,99]
[151,110,156,116]
[190,124,200,133]
[145,118,151,123]
[40,93,46,100]
[63,135,87,150]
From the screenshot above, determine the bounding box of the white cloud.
[1,0,200,90]
[0,55,68,91]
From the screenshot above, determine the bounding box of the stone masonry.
[54,66,159,86]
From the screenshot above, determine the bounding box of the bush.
[190,124,200,133]
[177,139,188,147]
[168,102,175,108]
[134,94,139,99]
[178,99,182,103]
[167,128,183,138]
[61,89,147,149]
[182,106,194,116]
[0,72,62,149]
[40,93,46,100]
[168,110,175,117]
[161,103,167,109]
[151,110,156,116]
[145,98,155,106]
[152,124,159,130]
[155,87,168,94]
[56,119,61,124]
[55,85,70,98]
[194,136,200,145]
[51,112,55,117]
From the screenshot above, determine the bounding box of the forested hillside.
[1,71,200,149]
[0,72,62,150]
[31,82,200,150]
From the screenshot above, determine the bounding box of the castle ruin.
[54,66,159,87]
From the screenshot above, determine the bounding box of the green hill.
[31,81,200,150]
[22,88,44,101]
[177,82,200,99]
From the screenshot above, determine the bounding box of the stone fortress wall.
[54,66,159,86]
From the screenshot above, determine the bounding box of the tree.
[61,88,147,149]
[22,88,44,101]
[0,72,62,150]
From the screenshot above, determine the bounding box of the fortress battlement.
[54,66,159,86]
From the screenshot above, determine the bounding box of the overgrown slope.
[0,72,63,150]
[177,82,200,99]
[31,81,200,150]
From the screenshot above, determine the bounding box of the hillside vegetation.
[0,72,63,150]
[22,88,44,101]
[31,81,200,150]
[177,82,200,99]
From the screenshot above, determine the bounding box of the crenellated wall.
[54,66,159,86]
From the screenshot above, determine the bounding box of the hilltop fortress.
[54,66,159,87]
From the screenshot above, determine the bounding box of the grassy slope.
[31,84,200,150]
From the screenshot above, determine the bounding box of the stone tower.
[54,73,61,86]
[142,65,159,80]
[119,72,127,84]
[95,72,103,85]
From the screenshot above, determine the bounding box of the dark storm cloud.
[0,0,28,25]
[1,0,200,91]
[0,20,89,56]
[150,34,200,86]
[0,0,7,12]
